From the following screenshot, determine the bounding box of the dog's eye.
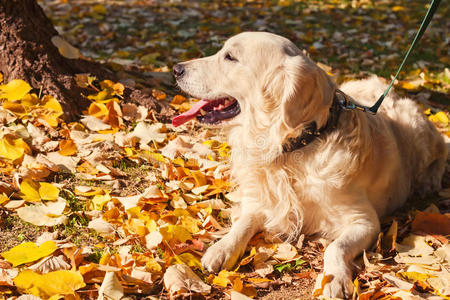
[224,53,237,62]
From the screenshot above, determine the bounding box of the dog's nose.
[173,64,185,78]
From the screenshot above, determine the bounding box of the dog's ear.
[267,56,335,129]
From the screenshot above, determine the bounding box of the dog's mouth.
[172,97,241,127]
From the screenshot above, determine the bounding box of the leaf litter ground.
[0,0,449,299]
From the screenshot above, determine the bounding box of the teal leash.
[340,0,442,114]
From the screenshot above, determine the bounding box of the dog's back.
[341,76,447,200]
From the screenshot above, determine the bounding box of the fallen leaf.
[1,241,57,267]
[145,231,163,249]
[17,199,67,226]
[58,139,78,156]
[29,255,71,274]
[14,269,85,298]
[0,136,31,161]
[411,211,450,235]
[132,122,166,144]
[88,218,116,236]
[0,79,31,101]
[98,272,124,300]
[38,182,60,201]
[51,36,80,59]
[163,264,211,295]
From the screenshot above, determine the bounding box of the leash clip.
[336,91,377,115]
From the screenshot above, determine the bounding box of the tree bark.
[0,0,169,121]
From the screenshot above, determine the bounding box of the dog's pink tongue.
[172,100,209,127]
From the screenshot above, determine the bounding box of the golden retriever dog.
[172,32,447,298]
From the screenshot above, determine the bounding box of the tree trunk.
[0,0,169,121]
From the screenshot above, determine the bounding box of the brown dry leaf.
[44,152,80,173]
[132,122,166,145]
[51,36,80,59]
[81,115,111,131]
[28,255,71,274]
[122,103,148,122]
[231,290,253,300]
[74,73,96,88]
[382,273,413,290]
[381,220,398,252]
[17,199,67,226]
[145,231,163,249]
[88,218,116,236]
[273,243,298,261]
[163,264,211,295]
[411,211,450,236]
[0,107,16,124]
[0,268,15,286]
[98,272,124,300]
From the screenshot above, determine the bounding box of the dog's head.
[173,31,335,134]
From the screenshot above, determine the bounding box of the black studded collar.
[282,91,343,153]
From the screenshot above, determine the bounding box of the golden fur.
[175,32,447,298]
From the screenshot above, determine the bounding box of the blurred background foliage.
[39,0,449,97]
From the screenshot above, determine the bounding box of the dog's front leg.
[201,206,264,273]
[322,202,380,299]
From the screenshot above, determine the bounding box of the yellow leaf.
[2,101,27,117]
[202,140,219,148]
[58,139,78,156]
[41,113,61,128]
[146,257,163,273]
[146,218,158,232]
[169,253,203,270]
[88,102,108,118]
[99,252,110,265]
[212,270,241,287]
[92,193,111,210]
[21,93,40,107]
[92,4,106,14]
[0,72,3,83]
[180,216,200,234]
[14,269,85,298]
[172,157,185,167]
[192,171,207,187]
[434,112,449,125]
[398,81,418,90]
[20,178,41,202]
[0,79,31,101]
[392,5,405,11]
[38,182,60,201]
[124,147,135,157]
[0,136,30,161]
[142,151,166,163]
[160,225,192,243]
[41,95,63,115]
[99,80,124,96]
[171,95,187,105]
[0,193,9,205]
[397,271,436,282]
[1,241,57,267]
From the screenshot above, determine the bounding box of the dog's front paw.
[201,237,243,273]
[318,270,354,299]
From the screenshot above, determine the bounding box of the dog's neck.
[282,91,343,152]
